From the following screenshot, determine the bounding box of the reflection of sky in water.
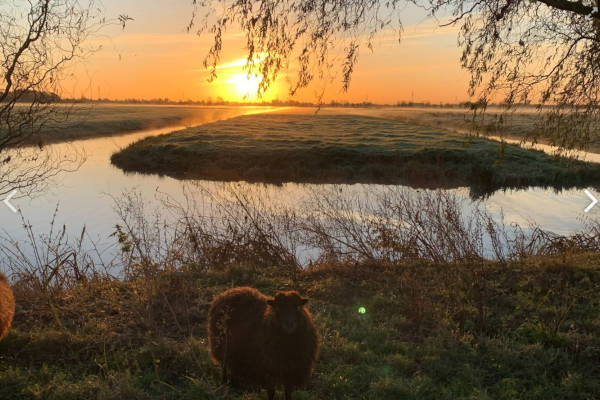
[0,107,599,271]
[484,188,588,235]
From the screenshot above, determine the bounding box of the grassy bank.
[10,104,264,146]
[110,114,600,197]
[1,254,600,399]
[355,107,542,142]
[326,106,600,153]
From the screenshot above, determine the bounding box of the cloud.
[189,54,268,73]
[214,58,252,70]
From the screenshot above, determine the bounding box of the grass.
[354,106,540,137]
[1,254,600,399]
[110,113,600,197]
[12,104,263,146]
[336,106,600,152]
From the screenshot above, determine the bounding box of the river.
[0,106,597,270]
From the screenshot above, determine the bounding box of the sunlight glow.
[228,73,262,99]
[215,54,267,71]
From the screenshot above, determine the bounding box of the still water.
[0,106,597,268]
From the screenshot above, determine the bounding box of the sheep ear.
[300,297,308,305]
[267,298,275,306]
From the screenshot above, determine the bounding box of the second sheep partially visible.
[0,272,15,341]
[208,286,319,400]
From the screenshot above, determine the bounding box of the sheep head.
[267,291,308,335]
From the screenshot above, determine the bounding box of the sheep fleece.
[0,272,15,341]
[208,286,319,391]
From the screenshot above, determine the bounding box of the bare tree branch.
[0,1,120,196]
[534,0,599,19]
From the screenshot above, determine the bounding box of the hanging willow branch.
[191,0,600,152]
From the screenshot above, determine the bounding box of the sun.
[228,73,261,99]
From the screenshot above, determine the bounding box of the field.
[377,108,540,142]
[10,104,264,146]
[308,106,600,155]
[7,104,600,155]
[111,113,600,197]
[355,106,540,137]
[1,256,599,400]
[8,103,600,155]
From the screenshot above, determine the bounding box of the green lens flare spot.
[358,306,366,314]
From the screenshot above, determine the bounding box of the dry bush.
[112,184,600,270]
[160,183,303,273]
[0,205,115,328]
[301,186,554,265]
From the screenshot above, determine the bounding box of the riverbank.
[111,113,600,197]
[1,254,599,399]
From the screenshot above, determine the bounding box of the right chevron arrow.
[584,189,598,213]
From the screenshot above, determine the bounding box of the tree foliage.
[431,0,600,151]
[191,0,600,151]
[188,0,404,97]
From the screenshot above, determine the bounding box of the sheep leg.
[221,364,228,384]
[222,327,230,384]
[267,388,275,400]
[284,386,292,400]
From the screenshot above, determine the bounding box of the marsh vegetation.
[1,185,600,399]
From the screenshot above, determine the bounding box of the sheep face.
[267,291,308,335]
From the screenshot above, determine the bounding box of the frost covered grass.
[111,113,600,197]
[361,107,540,140]
[10,104,263,146]
[336,106,600,152]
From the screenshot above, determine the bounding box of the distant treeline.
[10,91,545,109]
[59,97,544,109]
[3,90,61,103]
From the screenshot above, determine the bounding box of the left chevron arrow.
[3,189,17,213]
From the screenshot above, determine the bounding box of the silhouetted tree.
[0,1,128,196]
[189,0,600,151]
[431,0,600,151]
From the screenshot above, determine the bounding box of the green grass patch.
[2,255,600,399]
[110,113,600,197]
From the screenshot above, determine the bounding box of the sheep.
[208,286,319,400]
[0,272,15,341]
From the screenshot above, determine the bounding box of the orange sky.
[63,1,471,104]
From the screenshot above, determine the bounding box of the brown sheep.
[208,286,319,400]
[0,272,15,341]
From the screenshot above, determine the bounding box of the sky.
[63,0,472,104]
